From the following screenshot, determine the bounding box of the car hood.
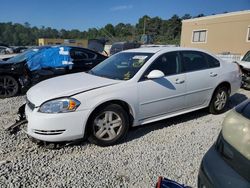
[238,61,250,69]
[27,72,122,106]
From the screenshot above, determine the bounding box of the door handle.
[210,72,218,77]
[175,78,185,84]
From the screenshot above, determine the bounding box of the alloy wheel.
[93,111,123,141]
[214,90,227,111]
[0,76,19,97]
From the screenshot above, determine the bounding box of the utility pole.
[143,17,146,34]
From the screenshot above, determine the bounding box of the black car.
[0,46,107,98]
[110,42,140,55]
[198,99,250,188]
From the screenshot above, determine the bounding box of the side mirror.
[147,70,165,79]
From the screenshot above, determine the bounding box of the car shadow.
[153,78,176,90]
[227,92,248,110]
[124,92,248,143]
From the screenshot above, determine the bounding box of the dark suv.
[110,42,140,55]
[198,99,250,188]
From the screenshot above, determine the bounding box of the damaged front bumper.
[5,103,84,149]
[4,104,27,134]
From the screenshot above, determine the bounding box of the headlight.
[39,98,80,113]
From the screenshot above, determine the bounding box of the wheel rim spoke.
[3,77,7,86]
[107,129,117,139]
[94,119,104,127]
[96,127,105,138]
[215,99,220,107]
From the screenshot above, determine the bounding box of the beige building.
[38,38,88,48]
[180,10,250,56]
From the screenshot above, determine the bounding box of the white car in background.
[25,47,241,146]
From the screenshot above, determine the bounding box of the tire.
[209,86,229,114]
[0,75,19,98]
[88,104,129,146]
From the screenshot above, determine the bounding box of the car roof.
[124,47,211,54]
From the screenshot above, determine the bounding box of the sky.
[0,0,249,31]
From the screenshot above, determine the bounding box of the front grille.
[33,129,65,135]
[26,99,35,111]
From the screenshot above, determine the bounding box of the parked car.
[110,42,140,55]
[13,46,28,53]
[236,50,250,89]
[198,99,250,188]
[25,47,241,146]
[0,46,13,54]
[0,46,107,98]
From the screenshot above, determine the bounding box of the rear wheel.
[0,75,19,98]
[88,104,129,146]
[209,86,229,114]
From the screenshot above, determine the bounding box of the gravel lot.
[0,89,249,188]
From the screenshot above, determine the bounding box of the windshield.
[90,52,153,80]
[242,51,250,62]
[6,48,40,64]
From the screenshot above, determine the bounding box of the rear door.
[138,51,186,121]
[180,50,220,108]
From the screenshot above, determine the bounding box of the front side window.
[90,52,153,80]
[70,50,88,61]
[143,51,181,78]
[192,30,207,43]
[181,51,208,72]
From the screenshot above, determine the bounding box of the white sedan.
[25,47,241,146]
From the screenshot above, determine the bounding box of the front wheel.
[209,86,229,114]
[0,75,19,98]
[88,104,129,146]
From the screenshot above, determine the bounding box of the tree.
[0,12,200,45]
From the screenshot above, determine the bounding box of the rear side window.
[181,51,208,72]
[70,49,96,61]
[70,50,88,60]
[205,54,220,68]
[85,50,96,59]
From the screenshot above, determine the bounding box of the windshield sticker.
[124,71,131,80]
[133,59,145,67]
[132,55,148,60]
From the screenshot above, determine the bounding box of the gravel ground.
[0,89,249,188]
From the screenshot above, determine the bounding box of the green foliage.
[0,14,203,46]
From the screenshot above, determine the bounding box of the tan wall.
[181,11,250,56]
[38,38,88,48]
